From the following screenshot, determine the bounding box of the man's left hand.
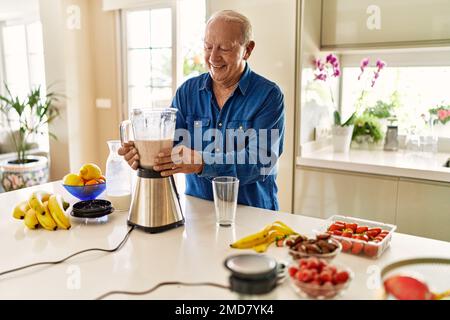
[153,145,203,176]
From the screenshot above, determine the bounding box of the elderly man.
[119,10,285,210]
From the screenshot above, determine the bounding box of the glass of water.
[212,176,239,227]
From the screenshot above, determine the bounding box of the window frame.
[120,1,181,118]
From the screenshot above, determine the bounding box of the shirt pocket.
[186,115,211,149]
[226,120,253,131]
[186,115,211,130]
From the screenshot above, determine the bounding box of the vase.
[105,140,132,211]
[351,134,384,150]
[0,155,49,192]
[432,123,450,138]
[332,125,354,153]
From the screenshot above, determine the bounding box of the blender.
[120,108,184,233]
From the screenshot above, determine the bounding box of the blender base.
[127,218,185,234]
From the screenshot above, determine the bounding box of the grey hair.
[207,10,253,45]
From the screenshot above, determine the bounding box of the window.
[122,0,206,113]
[121,1,206,194]
[1,22,46,98]
[340,51,450,139]
[0,21,48,152]
[124,7,174,109]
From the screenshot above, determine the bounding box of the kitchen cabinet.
[294,167,450,241]
[321,0,450,49]
[396,179,450,241]
[294,167,397,224]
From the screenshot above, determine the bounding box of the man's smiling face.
[203,18,251,86]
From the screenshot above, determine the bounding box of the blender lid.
[224,254,278,280]
[71,199,114,218]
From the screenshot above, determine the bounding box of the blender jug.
[119,107,184,233]
[120,108,177,169]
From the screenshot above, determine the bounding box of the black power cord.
[0,226,135,278]
[96,281,230,300]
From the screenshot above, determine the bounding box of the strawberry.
[334,271,349,284]
[306,257,320,270]
[341,240,352,252]
[342,229,353,237]
[344,223,357,232]
[351,242,364,254]
[328,223,345,232]
[367,228,381,237]
[296,270,304,281]
[301,269,314,282]
[332,230,343,236]
[288,266,298,278]
[363,243,379,257]
[322,265,337,275]
[356,226,369,233]
[353,234,369,242]
[319,271,333,283]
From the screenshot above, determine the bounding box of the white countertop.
[1,181,449,300]
[297,147,450,183]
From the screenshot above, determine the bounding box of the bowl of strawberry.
[324,215,397,258]
[288,257,353,299]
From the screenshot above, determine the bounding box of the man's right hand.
[118,141,139,170]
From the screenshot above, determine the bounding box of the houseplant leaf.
[333,110,341,126]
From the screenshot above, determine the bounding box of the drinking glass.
[212,176,239,227]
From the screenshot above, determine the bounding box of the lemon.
[79,163,102,181]
[63,173,84,186]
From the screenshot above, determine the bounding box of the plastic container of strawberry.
[316,215,397,259]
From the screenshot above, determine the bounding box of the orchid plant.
[313,54,355,127]
[356,58,386,113]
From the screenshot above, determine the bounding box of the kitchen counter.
[297,147,450,183]
[1,181,449,300]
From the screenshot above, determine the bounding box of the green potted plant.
[0,85,60,191]
[351,114,384,150]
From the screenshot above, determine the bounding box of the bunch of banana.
[12,191,71,231]
[12,201,30,220]
[230,221,299,253]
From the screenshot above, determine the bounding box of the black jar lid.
[224,254,281,295]
[71,199,114,218]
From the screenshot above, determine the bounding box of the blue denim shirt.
[171,64,285,210]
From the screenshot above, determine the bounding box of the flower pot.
[0,155,49,192]
[433,123,449,138]
[351,134,384,150]
[332,125,354,153]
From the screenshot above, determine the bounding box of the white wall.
[0,0,39,22]
[39,0,121,178]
